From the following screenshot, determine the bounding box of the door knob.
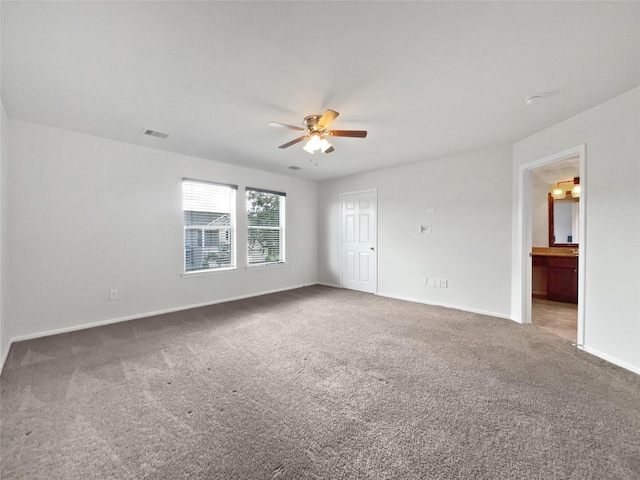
[370,247,375,251]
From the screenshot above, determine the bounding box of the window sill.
[245,262,286,270]
[181,267,238,278]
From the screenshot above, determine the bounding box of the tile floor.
[531,298,578,342]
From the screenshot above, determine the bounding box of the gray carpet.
[1,285,639,479]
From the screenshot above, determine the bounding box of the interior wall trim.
[0,342,10,378]
[0,283,314,374]
[377,292,513,321]
[579,346,640,376]
[514,144,586,343]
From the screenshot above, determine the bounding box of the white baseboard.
[2,284,310,370]
[376,292,512,321]
[378,293,639,376]
[4,284,637,378]
[0,340,10,376]
[316,282,341,289]
[579,345,640,375]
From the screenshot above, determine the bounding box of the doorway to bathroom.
[530,156,580,342]
[517,145,585,346]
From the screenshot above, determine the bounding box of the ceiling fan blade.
[268,122,305,131]
[317,109,339,131]
[278,135,308,149]
[326,130,368,138]
[324,146,335,154]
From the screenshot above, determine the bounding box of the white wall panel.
[319,144,514,318]
[513,87,640,372]
[0,101,10,366]
[359,214,370,243]
[359,253,370,282]
[6,120,318,340]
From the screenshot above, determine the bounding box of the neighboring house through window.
[183,179,236,272]
[246,188,285,265]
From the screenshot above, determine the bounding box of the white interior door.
[341,190,376,293]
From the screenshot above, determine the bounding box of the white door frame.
[340,188,378,293]
[515,144,586,346]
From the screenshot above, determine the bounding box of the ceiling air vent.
[143,129,169,139]
[288,166,302,170]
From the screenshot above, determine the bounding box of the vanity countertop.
[532,247,579,257]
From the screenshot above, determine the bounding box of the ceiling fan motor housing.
[304,115,322,132]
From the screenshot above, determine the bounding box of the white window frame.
[182,179,237,274]
[246,187,286,267]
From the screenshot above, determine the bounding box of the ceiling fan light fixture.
[303,133,332,154]
[319,137,332,153]
[269,109,366,155]
[302,135,319,153]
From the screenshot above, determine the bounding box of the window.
[246,188,285,265]
[183,179,236,272]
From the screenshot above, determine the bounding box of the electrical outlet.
[428,278,435,287]
[421,276,427,286]
[109,289,118,300]
[441,279,448,288]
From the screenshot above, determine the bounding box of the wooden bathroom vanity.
[532,247,578,304]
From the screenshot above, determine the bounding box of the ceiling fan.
[268,109,367,154]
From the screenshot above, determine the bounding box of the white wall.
[531,171,549,247]
[512,87,640,372]
[0,102,9,365]
[0,0,9,367]
[4,89,638,376]
[7,119,318,340]
[318,145,514,318]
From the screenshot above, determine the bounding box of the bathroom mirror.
[548,194,579,246]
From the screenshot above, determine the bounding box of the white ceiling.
[532,155,580,186]
[2,1,639,182]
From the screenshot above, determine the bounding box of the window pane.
[183,180,236,272]
[247,192,280,227]
[246,189,285,265]
[184,211,231,227]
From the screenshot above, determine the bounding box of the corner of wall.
[511,87,640,373]
[0,99,11,372]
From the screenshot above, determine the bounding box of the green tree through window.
[247,189,285,265]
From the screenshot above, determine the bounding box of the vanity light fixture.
[551,185,566,200]
[572,184,581,199]
[551,177,580,200]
